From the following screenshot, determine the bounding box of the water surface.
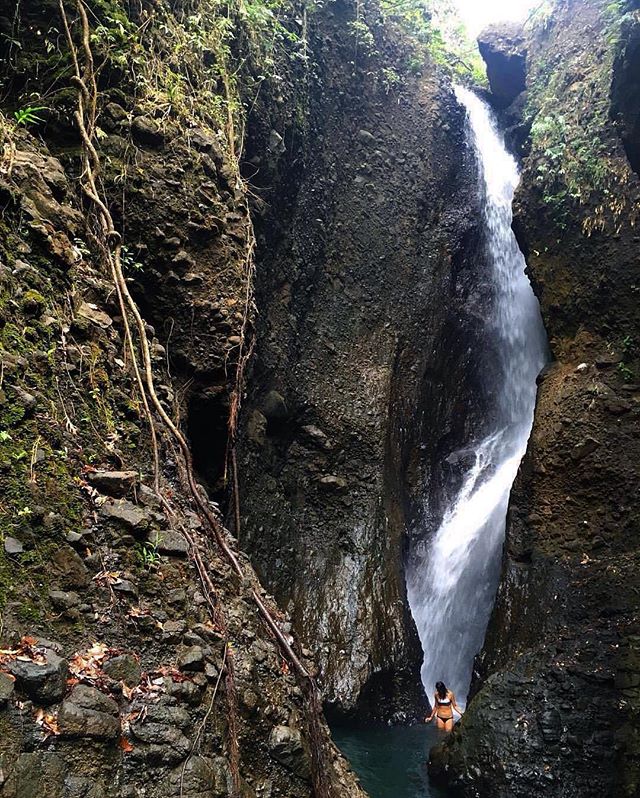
[331,723,451,798]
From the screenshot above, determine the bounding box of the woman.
[425,681,463,732]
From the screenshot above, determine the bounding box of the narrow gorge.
[0,1,638,797]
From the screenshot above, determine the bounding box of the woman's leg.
[435,717,446,730]
[443,718,454,732]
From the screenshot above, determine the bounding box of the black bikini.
[435,695,453,723]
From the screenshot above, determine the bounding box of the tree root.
[59,3,336,797]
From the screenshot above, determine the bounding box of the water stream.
[332,89,547,796]
[406,87,548,704]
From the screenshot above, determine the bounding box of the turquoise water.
[331,723,450,798]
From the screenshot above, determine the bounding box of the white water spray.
[406,87,548,704]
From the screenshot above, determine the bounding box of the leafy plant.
[14,106,46,127]
[121,245,144,274]
[622,334,636,357]
[618,362,635,383]
[381,66,404,93]
[136,534,162,570]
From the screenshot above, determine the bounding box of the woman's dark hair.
[435,681,447,699]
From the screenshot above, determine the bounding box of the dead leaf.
[118,736,134,753]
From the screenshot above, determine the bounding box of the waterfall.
[406,86,548,704]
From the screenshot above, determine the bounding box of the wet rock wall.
[237,0,484,719]
[432,2,640,796]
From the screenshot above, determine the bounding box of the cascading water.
[406,87,548,704]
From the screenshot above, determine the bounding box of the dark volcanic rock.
[0,671,15,703]
[8,650,68,705]
[437,3,640,797]
[58,685,120,739]
[86,470,138,497]
[102,653,141,686]
[268,725,311,780]
[478,23,527,108]
[0,753,67,798]
[239,15,483,720]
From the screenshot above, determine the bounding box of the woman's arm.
[450,692,464,716]
[425,694,437,722]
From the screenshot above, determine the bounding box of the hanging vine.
[58,2,336,796]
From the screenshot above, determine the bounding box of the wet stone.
[8,650,68,705]
[316,474,348,492]
[103,653,141,687]
[0,752,66,798]
[163,619,187,640]
[262,390,288,420]
[0,671,15,703]
[178,646,205,672]
[154,530,188,556]
[101,499,150,532]
[50,545,90,589]
[130,703,191,764]
[58,684,120,739]
[48,590,81,611]
[87,470,138,497]
[165,755,229,797]
[165,676,204,706]
[268,725,310,780]
[4,537,23,555]
[77,301,112,329]
[537,707,563,744]
[131,115,165,147]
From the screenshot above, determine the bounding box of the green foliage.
[379,0,487,86]
[348,19,377,56]
[121,245,144,274]
[13,106,46,127]
[136,535,163,570]
[381,66,404,94]
[526,0,637,234]
[622,334,636,357]
[618,362,635,383]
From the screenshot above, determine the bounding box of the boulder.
[101,498,150,532]
[131,115,165,147]
[86,470,138,497]
[103,653,141,687]
[77,301,112,329]
[48,590,81,611]
[178,646,205,672]
[130,703,191,764]
[50,545,90,589]
[4,536,24,555]
[8,650,68,705]
[478,23,527,108]
[58,684,120,739]
[267,725,310,780]
[0,753,66,798]
[316,474,348,492]
[154,530,188,556]
[301,424,332,450]
[0,671,15,703]
[165,755,231,797]
[261,390,288,421]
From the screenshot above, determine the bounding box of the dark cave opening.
[186,390,230,502]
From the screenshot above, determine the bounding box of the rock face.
[238,4,483,718]
[432,2,640,797]
[0,1,371,796]
[477,23,527,108]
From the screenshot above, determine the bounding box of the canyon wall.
[432,1,640,796]
[237,1,484,719]
[0,0,377,795]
